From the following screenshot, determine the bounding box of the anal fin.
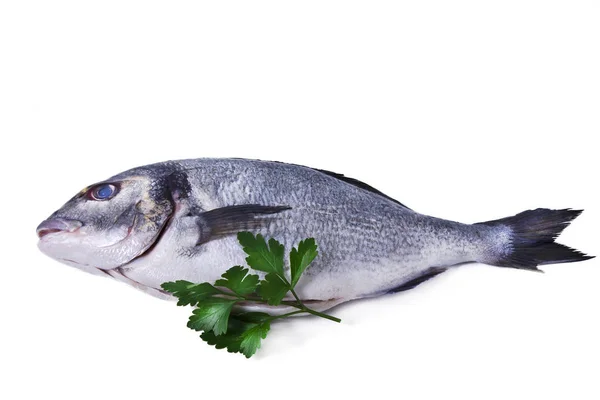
[387,268,447,294]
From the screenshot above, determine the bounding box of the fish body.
[37,158,593,310]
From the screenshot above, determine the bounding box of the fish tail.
[475,208,593,271]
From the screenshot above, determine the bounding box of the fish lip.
[36,218,83,239]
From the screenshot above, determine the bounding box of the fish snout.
[36,218,83,239]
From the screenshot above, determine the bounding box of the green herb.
[161,232,340,358]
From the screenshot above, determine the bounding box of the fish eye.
[88,184,118,201]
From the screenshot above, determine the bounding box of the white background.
[1,1,598,399]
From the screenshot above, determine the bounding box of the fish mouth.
[37,216,136,248]
[38,229,62,238]
[36,218,83,239]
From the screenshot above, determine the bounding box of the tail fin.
[477,208,593,271]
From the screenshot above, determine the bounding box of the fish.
[36,158,593,313]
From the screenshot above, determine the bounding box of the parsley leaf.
[160,281,220,306]
[290,238,318,288]
[215,265,259,296]
[200,318,247,353]
[258,273,289,305]
[187,298,237,335]
[233,312,271,323]
[163,233,340,358]
[200,317,271,358]
[237,232,285,275]
[239,322,270,358]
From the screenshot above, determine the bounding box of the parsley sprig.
[161,232,340,358]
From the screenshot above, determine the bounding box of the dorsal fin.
[230,158,412,210]
[313,168,411,210]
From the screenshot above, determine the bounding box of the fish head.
[37,171,177,274]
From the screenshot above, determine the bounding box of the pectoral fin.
[196,204,291,244]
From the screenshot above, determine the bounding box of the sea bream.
[37,158,593,312]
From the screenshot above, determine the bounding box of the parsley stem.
[214,287,245,300]
[299,307,341,323]
[280,278,340,322]
[266,310,306,321]
[265,309,340,323]
[288,286,303,304]
[284,290,341,323]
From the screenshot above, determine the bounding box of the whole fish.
[37,158,593,312]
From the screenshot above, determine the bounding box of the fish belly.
[121,208,490,302]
